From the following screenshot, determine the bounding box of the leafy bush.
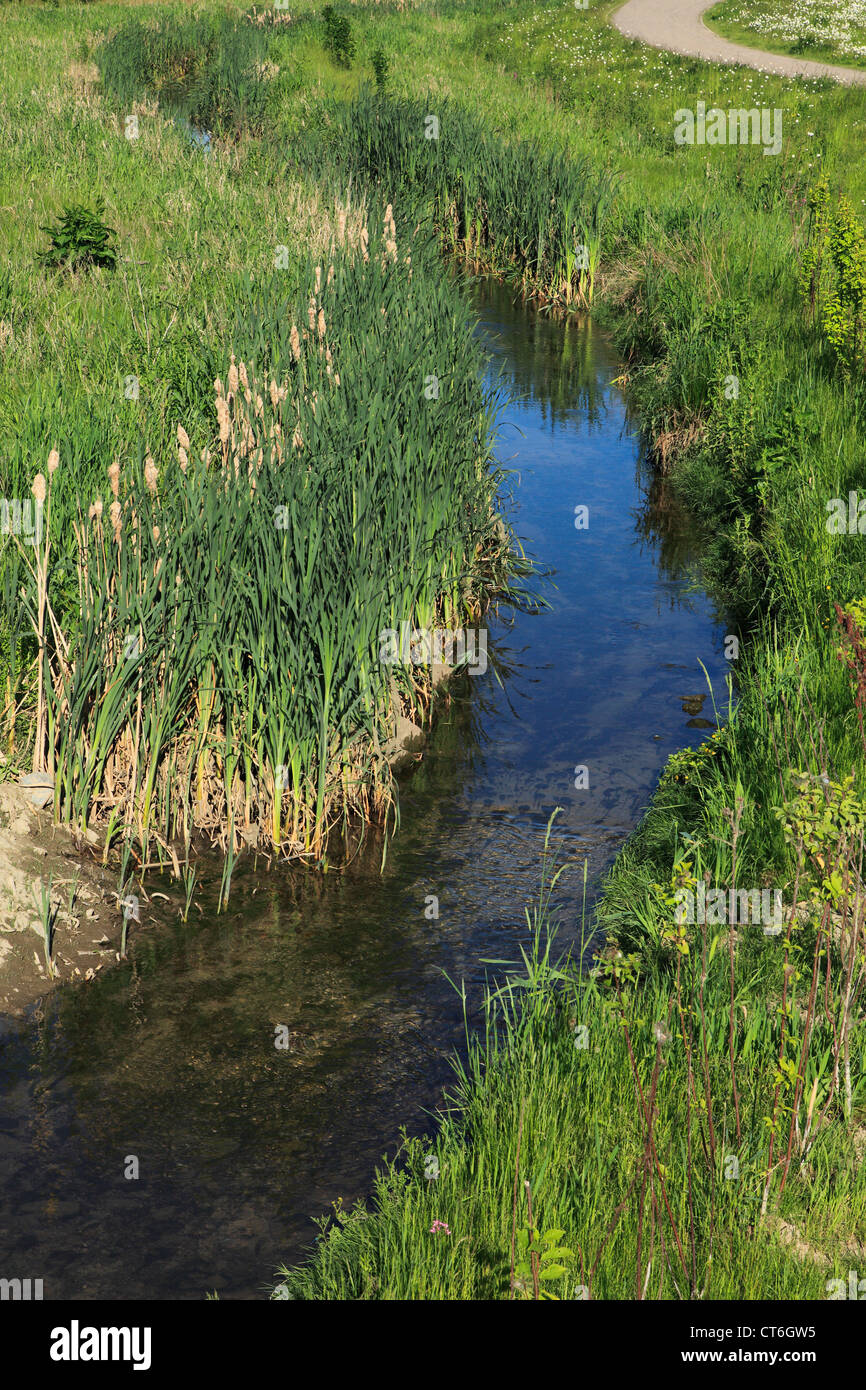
[321,6,354,67]
[37,199,117,271]
[800,176,866,373]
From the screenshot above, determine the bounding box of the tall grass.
[96,9,276,135]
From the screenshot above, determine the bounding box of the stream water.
[0,279,729,1299]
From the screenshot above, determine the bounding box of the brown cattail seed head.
[32,473,47,503]
[177,423,190,450]
[108,460,120,498]
[216,397,230,445]
[47,449,60,475]
[144,456,158,493]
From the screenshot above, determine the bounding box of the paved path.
[611,0,866,86]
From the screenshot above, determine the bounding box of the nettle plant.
[37,199,118,272]
[510,1224,575,1300]
[776,771,866,917]
[799,176,866,372]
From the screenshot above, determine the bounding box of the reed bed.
[95,9,277,136]
[19,210,512,864]
[319,90,618,308]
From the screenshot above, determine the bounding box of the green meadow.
[2,0,866,1298]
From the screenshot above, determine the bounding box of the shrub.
[322,6,354,67]
[37,200,117,271]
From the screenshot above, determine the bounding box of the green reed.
[310,91,618,308]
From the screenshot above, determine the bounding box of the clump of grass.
[96,12,274,136]
[37,199,117,272]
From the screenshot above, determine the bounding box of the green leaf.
[541,1229,565,1245]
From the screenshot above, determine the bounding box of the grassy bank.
[274,824,866,1298]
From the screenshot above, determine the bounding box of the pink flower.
[429,1220,451,1236]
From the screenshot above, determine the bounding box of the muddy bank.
[0,782,131,1017]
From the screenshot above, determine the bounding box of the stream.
[0,279,729,1299]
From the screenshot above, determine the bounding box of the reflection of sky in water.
[0,282,729,1300]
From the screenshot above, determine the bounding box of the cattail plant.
[24,232,514,868]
